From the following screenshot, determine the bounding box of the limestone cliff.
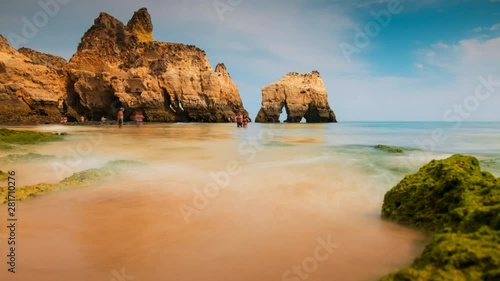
[65,8,246,122]
[255,71,336,123]
[0,35,66,124]
[0,7,246,124]
[18,47,67,72]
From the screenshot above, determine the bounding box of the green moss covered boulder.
[381,154,500,281]
[382,154,500,233]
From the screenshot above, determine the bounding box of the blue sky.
[1,0,499,121]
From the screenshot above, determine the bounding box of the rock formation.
[64,8,246,122]
[381,154,500,280]
[0,35,66,124]
[18,47,67,72]
[255,71,336,123]
[0,7,247,124]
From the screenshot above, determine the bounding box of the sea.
[0,122,499,281]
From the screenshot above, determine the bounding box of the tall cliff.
[255,71,337,123]
[0,7,246,124]
[65,7,246,122]
[0,35,67,124]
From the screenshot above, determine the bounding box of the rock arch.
[255,71,337,123]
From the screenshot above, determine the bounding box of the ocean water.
[0,122,499,281]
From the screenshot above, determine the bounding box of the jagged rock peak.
[127,7,153,42]
[94,12,122,27]
[0,35,16,54]
[215,63,229,75]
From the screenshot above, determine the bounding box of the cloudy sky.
[1,0,499,121]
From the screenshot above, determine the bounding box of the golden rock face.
[0,35,67,124]
[0,8,247,124]
[255,71,337,123]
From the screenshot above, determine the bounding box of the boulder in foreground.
[381,154,500,281]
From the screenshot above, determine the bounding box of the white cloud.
[414,63,424,69]
[419,37,500,75]
[490,23,500,30]
[473,27,483,32]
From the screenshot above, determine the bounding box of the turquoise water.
[0,122,498,281]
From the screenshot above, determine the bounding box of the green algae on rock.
[380,154,500,281]
[375,144,404,154]
[382,154,499,233]
[0,128,63,145]
[381,227,500,281]
[0,170,7,181]
[0,160,138,203]
[0,153,58,165]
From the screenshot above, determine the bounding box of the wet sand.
[0,124,427,281]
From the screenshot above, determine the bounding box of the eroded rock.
[255,71,336,123]
[65,8,246,122]
[0,36,66,124]
[0,7,247,124]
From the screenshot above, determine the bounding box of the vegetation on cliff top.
[381,154,500,281]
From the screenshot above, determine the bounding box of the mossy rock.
[0,170,7,181]
[0,153,58,165]
[0,128,62,145]
[0,160,138,203]
[381,154,500,281]
[382,154,499,233]
[0,143,14,150]
[375,144,404,154]
[381,227,500,281]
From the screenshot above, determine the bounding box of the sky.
[1,0,499,121]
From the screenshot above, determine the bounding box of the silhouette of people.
[133,110,144,127]
[243,115,250,128]
[117,108,124,128]
[235,113,243,128]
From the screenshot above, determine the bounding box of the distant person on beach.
[243,115,250,128]
[80,116,85,124]
[133,110,144,127]
[235,113,243,128]
[117,108,124,128]
[101,116,107,125]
